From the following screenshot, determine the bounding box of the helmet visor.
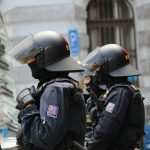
[8,34,41,64]
[81,47,104,72]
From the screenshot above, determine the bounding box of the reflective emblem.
[125,55,129,60]
[106,102,115,113]
[47,105,59,119]
[66,45,70,50]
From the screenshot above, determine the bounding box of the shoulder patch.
[106,102,115,113]
[47,105,59,119]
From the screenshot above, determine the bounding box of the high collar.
[106,77,129,88]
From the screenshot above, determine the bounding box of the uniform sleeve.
[20,83,73,149]
[88,87,130,150]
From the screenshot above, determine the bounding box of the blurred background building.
[0,0,150,132]
[0,17,18,136]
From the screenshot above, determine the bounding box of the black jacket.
[88,82,135,150]
[19,77,86,150]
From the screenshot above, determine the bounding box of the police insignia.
[106,102,115,113]
[47,105,59,119]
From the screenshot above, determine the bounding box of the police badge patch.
[106,102,115,113]
[47,105,59,119]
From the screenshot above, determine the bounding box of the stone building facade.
[0,18,18,132]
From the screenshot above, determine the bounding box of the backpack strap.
[111,84,144,102]
[102,83,142,100]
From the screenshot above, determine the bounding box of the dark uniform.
[81,44,145,150]
[8,31,86,150]
[18,78,86,150]
[88,82,133,150]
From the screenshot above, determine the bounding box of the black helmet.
[8,31,84,72]
[81,44,140,77]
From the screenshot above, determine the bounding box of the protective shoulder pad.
[103,84,141,99]
[47,78,83,91]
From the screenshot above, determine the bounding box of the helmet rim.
[109,63,141,77]
[45,56,84,72]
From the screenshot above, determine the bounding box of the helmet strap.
[96,58,109,86]
[104,59,109,85]
[36,49,45,68]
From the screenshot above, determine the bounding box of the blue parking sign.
[68,29,80,56]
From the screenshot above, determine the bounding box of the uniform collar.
[37,73,69,88]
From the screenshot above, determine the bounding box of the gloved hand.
[16,88,35,110]
[16,125,23,146]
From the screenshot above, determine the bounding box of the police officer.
[83,70,106,147]
[81,44,145,150]
[8,31,86,150]
[83,70,106,127]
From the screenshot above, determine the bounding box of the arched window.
[87,0,136,67]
